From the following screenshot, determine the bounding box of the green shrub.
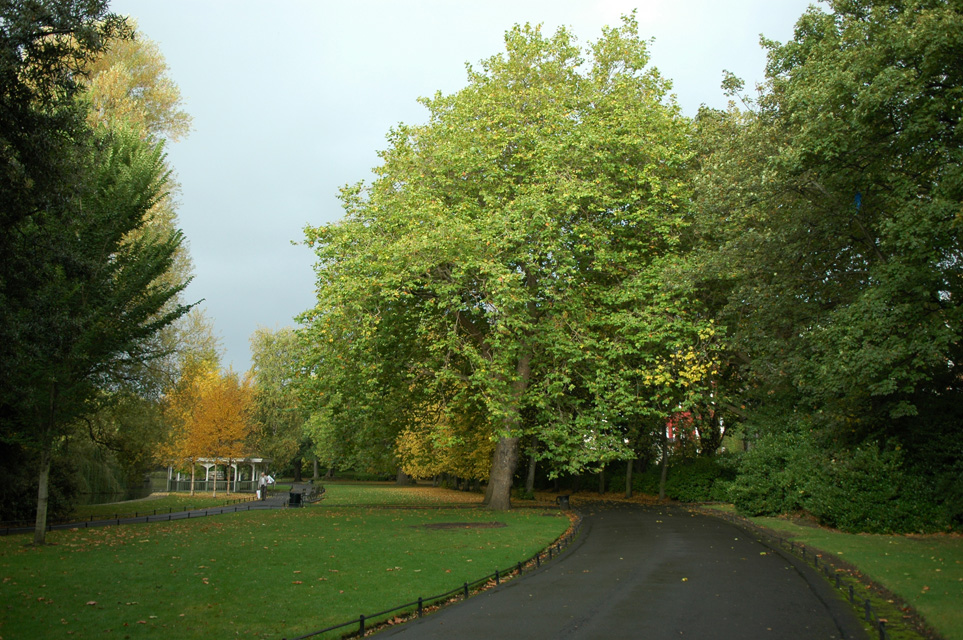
[664,456,735,502]
[935,459,963,528]
[731,427,950,533]
[806,443,945,533]
[729,428,818,516]
[604,457,735,502]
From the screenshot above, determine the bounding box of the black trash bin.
[556,494,570,510]
[289,491,302,507]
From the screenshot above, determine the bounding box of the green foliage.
[0,443,79,523]
[806,444,945,534]
[606,456,735,502]
[72,440,126,496]
[729,427,819,517]
[689,0,963,532]
[0,0,129,236]
[730,422,949,533]
[299,15,702,509]
[249,327,308,472]
[663,456,735,503]
[934,458,963,528]
[606,467,661,496]
[2,57,193,540]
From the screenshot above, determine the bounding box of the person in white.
[258,472,275,500]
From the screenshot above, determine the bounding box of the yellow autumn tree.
[163,365,254,497]
[395,403,494,483]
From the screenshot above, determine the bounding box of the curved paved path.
[379,502,866,639]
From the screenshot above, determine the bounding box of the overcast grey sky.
[110,0,817,372]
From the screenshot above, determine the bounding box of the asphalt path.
[378,502,867,639]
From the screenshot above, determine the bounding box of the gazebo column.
[202,463,214,490]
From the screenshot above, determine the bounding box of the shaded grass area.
[66,493,257,521]
[320,482,484,506]
[0,485,569,639]
[698,504,962,640]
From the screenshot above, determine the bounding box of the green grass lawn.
[66,493,257,521]
[319,482,484,506]
[0,484,569,639]
[700,505,962,640]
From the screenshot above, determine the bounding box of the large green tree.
[72,23,196,492]
[249,327,309,478]
[0,2,192,542]
[691,0,963,524]
[301,16,702,509]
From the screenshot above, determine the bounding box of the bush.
[730,428,950,533]
[664,457,733,502]
[604,457,735,502]
[935,459,963,528]
[729,429,818,516]
[806,443,944,533]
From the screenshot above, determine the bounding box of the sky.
[110,0,818,372]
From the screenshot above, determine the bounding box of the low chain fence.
[283,511,583,640]
[1,494,262,536]
[695,507,922,640]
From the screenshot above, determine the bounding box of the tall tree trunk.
[190,462,196,496]
[33,447,52,545]
[485,346,532,511]
[625,458,634,499]
[525,438,538,494]
[212,462,217,498]
[598,468,605,494]
[396,468,412,485]
[293,456,303,482]
[312,456,319,480]
[487,436,519,510]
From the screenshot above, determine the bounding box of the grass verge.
[0,484,569,639]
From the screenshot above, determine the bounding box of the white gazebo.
[167,457,271,493]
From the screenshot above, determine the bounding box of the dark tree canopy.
[0,2,192,542]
